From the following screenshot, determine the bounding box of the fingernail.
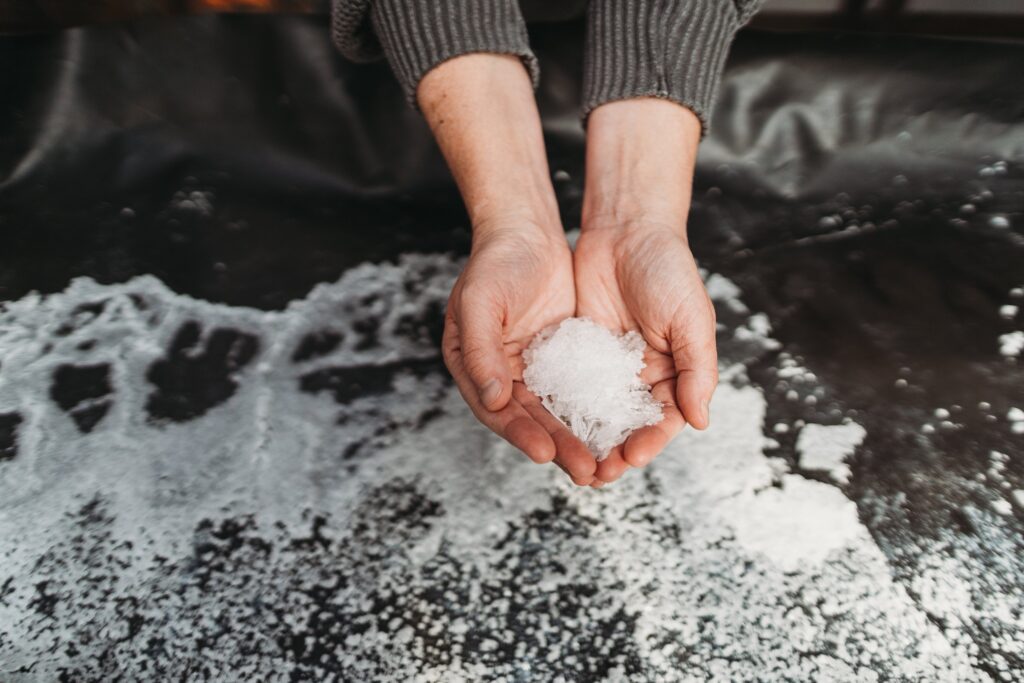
[480,379,502,408]
[700,398,710,426]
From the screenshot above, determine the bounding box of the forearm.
[418,54,561,239]
[582,98,702,237]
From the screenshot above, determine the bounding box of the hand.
[574,224,718,485]
[442,220,599,485]
[420,54,598,485]
[575,98,718,486]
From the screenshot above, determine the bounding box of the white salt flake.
[989,215,1010,229]
[796,422,866,485]
[1000,305,1019,320]
[727,475,862,572]
[523,318,663,459]
[999,331,1024,357]
[992,499,1012,516]
[1008,408,1024,422]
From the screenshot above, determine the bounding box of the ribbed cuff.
[370,0,540,110]
[583,0,743,136]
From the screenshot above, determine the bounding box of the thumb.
[458,293,513,412]
[670,300,719,430]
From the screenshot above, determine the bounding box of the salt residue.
[796,422,867,485]
[728,474,863,571]
[523,318,662,459]
[0,260,1009,680]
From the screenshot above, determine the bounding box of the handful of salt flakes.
[523,317,664,460]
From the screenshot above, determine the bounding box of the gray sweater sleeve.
[330,0,762,131]
[584,0,762,134]
[331,0,540,108]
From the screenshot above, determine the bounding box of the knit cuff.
[370,0,540,110]
[583,0,743,136]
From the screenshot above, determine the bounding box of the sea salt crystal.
[992,499,1012,516]
[1000,305,1019,320]
[998,331,1023,358]
[523,318,663,459]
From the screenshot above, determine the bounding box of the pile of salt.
[523,318,663,459]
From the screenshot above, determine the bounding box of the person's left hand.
[574,222,718,486]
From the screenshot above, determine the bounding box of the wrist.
[472,210,568,253]
[581,98,701,238]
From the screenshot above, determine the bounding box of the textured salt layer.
[0,253,1019,680]
[523,318,663,459]
[796,422,867,485]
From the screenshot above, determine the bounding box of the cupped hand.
[574,222,718,486]
[442,219,598,486]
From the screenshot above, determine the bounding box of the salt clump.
[523,318,663,459]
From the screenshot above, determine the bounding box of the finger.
[457,290,513,411]
[593,445,630,484]
[670,297,719,430]
[624,378,686,468]
[514,383,597,484]
[555,460,596,487]
[444,318,555,463]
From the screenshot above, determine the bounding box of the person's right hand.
[442,218,598,486]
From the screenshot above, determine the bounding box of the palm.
[573,225,718,484]
[443,228,600,485]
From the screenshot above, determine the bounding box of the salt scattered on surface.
[0,257,1015,680]
[796,422,866,485]
[523,318,663,459]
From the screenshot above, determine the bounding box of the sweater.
[331,0,762,133]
